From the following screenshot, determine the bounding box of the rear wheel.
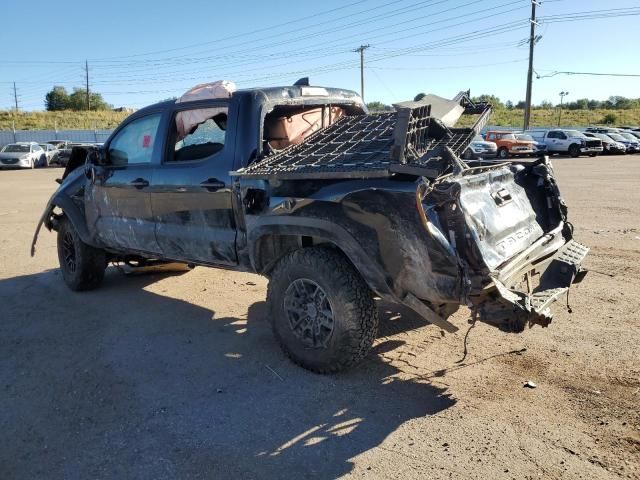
[497,147,509,159]
[267,247,379,373]
[57,216,107,291]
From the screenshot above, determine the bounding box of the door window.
[108,113,161,165]
[168,107,228,162]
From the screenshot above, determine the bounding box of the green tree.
[505,100,514,110]
[67,88,111,111]
[471,94,504,109]
[515,100,526,109]
[414,93,426,102]
[45,86,70,111]
[602,113,617,124]
[366,101,387,112]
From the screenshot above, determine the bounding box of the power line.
[536,70,640,79]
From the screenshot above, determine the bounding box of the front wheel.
[267,247,379,373]
[568,144,581,157]
[497,148,509,159]
[57,216,107,291]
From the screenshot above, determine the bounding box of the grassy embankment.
[1,108,640,130]
[0,110,130,130]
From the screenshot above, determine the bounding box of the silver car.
[0,142,45,169]
[462,135,498,159]
[38,143,59,167]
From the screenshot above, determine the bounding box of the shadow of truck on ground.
[0,268,455,479]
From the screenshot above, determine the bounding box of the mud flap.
[479,240,589,332]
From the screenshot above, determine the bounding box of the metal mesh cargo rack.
[235,91,491,180]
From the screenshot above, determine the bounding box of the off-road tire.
[568,144,580,158]
[57,216,107,291]
[267,247,379,373]
[498,147,509,159]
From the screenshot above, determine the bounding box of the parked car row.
[0,140,103,169]
[585,126,640,154]
[463,125,640,160]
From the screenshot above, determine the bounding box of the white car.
[38,143,60,167]
[0,142,46,169]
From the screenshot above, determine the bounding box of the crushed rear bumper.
[477,239,589,332]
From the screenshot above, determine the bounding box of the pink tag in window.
[142,135,151,148]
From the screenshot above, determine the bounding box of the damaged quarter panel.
[246,178,464,308]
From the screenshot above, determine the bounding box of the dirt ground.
[0,157,638,480]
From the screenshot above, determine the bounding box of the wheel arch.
[248,217,393,298]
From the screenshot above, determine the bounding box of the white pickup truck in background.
[526,129,603,157]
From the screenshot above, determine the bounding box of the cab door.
[85,112,163,254]
[149,101,238,265]
[546,131,560,152]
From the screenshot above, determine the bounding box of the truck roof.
[134,85,364,117]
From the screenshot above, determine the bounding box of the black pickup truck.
[32,84,588,373]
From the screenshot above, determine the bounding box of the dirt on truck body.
[32,82,588,373]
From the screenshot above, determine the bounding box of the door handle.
[130,178,149,188]
[200,178,225,191]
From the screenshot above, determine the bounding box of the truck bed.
[234,93,491,180]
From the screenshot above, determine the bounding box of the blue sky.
[1,0,638,111]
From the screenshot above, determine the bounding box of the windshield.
[38,144,49,149]
[1,144,29,153]
[620,133,638,141]
[498,133,516,140]
[607,133,625,141]
[565,130,585,138]
[473,135,485,142]
[516,134,534,141]
[593,133,610,141]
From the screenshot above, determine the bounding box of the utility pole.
[523,0,539,131]
[85,60,90,111]
[354,44,370,102]
[558,91,569,126]
[13,81,18,111]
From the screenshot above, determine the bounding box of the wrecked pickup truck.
[32,83,588,373]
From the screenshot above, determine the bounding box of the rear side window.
[108,113,161,166]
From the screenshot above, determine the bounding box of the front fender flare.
[31,192,90,257]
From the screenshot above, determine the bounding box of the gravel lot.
[1,157,639,479]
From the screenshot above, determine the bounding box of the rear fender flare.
[248,217,394,298]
